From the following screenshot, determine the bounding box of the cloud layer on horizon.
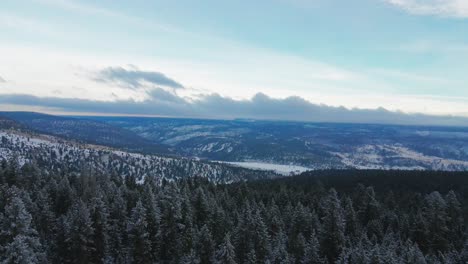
[0,91,467,126]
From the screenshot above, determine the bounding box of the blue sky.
[0,0,468,122]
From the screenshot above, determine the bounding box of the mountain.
[89,116,468,171]
[0,128,277,184]
[2,112,468,172]
[0,116,24,130]
[0,112,171,154]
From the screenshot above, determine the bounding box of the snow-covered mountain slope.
[0,129,278,184]
[332,144,468,171]
[94,116,468,171]
[0,112,172,154]
[3,112,468,171]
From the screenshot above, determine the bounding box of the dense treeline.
[1,161,468,263]
[0,131,277,184]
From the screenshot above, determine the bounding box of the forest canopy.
[1,162,468,263]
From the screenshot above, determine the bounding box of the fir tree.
[320,189,346,262]
[214,233,237,264]
[0,196,44,264]
[302,231,325,264]
[127,200,152,264]
[195,224,215,264]
[64,200,95,264]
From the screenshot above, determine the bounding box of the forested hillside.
[1,162,467,263]
[0,112,171,154]
[0,129,276,184]
[92,116,468,171]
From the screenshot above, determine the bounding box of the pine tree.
[292,232,306,262]
[55,176,74,215]
[195,225,215,264]
[31,188,56,260]
[460,239,468,263]
[2,235,43,264]
[405,242,427,264]
[302,231,325,264]
[180,249,201,264]
[269,230,291,264]
[65,199,95,264]
[445,190,464,249]
[0,196,44,264]
[343,197,359,239]
[246,248,257,264]
[141,185,161,260]
[320,189,346,262]
[424,191,450,252]
[250,209,271,263]
[159,184,185,262]
[214,233,237,264]
[89,196,110,263]
[106,184,128,263]
[127,200,152,264]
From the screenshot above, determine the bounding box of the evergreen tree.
[460,239,468,263]
[195,225,215,264]
[64,200,95,264]
[302,231,325,264]
[141,185,161,260]
[89,196,110,263]
[445,190,464,249]
[424,191,450,252]
[127,200,152,264]
[404,242,427,264]
[269,230,291,264]
[320,189,346,262]
[0,196,44,264]
[343,197,359,239]
[214,233,237,264]
[181,249,201,264]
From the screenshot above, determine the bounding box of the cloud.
[94,66,185,90]
[32,0,178,32]
[0,76,5,83]
[1,92,468,126]
[384,0,468,18]
[0,13,61,37]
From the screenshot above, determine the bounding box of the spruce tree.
[214,233,237,264]
[320,188,346,262]
[195,224,215,264]
[65,200,95,264]
[89,196,110,263]
[302,231,325,264]
[127,200,152,264]
[0,196,44,264]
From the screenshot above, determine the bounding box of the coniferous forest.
[1,162,468,264]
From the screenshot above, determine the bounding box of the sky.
[0,0,468,124]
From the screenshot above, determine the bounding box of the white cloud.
[384,0,468,18]
[395,41,468,54]
[1,43,467,117]
[0,13,61,37]
[32,0,179,33]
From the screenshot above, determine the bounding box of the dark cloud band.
[94,66,184,89]
[0,91,467,126]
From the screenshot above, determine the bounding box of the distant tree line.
[1,160,468,263]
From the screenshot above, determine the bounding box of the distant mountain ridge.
[2,112,468,172]
[91,115,468,171]
[0,111,172,155]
